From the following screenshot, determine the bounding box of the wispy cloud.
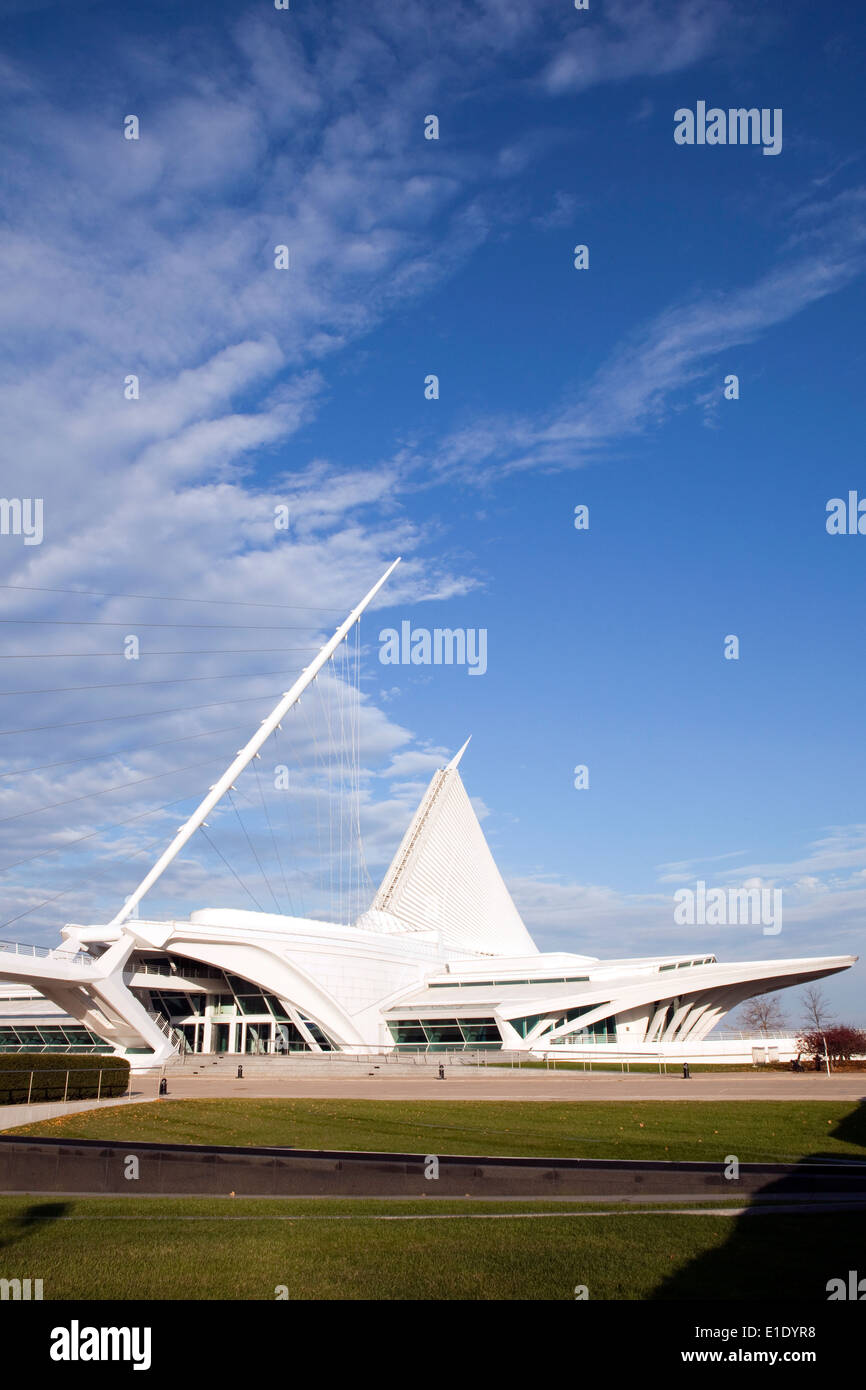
[420,187,866,482]
[542,0,735,95]
[657,825,866,887]
[0,3,567,936]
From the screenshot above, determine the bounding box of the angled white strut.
[108,557,401,927]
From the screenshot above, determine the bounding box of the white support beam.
[108,557,401,927]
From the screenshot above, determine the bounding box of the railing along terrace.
[712,1031,795,1040]
[0,939,95,968]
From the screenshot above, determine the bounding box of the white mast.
[108,557,401,927]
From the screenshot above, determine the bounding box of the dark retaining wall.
[1,1136,865,1198]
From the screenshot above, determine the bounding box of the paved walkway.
[153,1072,866,1102]
[0,1093,156,1132]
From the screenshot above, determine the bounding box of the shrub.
[796,1026,866,1065]
[0,1052,130,1105]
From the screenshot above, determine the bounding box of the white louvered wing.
[371,745,538,957]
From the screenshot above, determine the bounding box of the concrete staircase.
[158,1051,521,1078]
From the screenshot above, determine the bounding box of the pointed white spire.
[447,735,472,770]
[372,739,538,957]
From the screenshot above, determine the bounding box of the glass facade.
[510,1012,551,1039]
[136,959,337,1054]
[386,1017,502,1051]
[508,1004,615,1045]
[0,1023,110,1053]
[550,1017,617,1045]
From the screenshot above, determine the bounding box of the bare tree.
[800,984,835,1033]
[737,994,787,1035]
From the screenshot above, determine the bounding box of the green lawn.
[0,1194,861,1299]
[5,1101,863,1300]
[6,1097,866,1163]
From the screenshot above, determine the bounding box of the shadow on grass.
[650,1100,866,1301]
[0,1201,71,1254]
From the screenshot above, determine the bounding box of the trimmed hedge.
[0,1052,130,1105]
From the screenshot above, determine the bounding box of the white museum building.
[0,562,855,1067]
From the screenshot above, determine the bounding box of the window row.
[387,1018,502,1050]
[659,957,715,972]
[429,975,590,989]
[0,1024,109,1052]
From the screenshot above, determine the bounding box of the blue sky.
[0,0,864,1026]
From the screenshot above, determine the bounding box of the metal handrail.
[0,939,95,968]
[171,1048,518,1065]
[0,1065,132,1105]
[125,961,218,981]
[145,1009,189,1054]
[710,1030,797,1040]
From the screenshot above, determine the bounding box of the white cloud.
[543,0,733,95]
[419,188,866,482]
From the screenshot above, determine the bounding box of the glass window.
[423,1022,463,1044]
[509,1013,548,1039]
[298,1018,334,1051]
[245,1022,272,1054]
[460,1020,501,1044]
[387,1022,426,1045]
[212,1022,234,1053]
[274,1022,308,1052]
[150,991,192,1018]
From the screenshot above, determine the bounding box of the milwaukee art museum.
[0,562,855,1067]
